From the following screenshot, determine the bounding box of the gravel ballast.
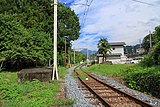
[65,66,160,107]
[93,73,160,107]
[65,67,95,107]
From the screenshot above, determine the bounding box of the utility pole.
[74,47,75,64]
[139,39,141,49]
[64,38,66,66]
[87,48,88,60]
[52,0,58,80]
[91,51,94,60]
[68,44,71,68]
[149,31,152,48]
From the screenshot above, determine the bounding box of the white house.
[107,42,127,64]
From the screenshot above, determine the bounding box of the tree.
[154,25,160,44]
[70,50,86,64]
[142,25,160,53]
[141,25,160,66]
[142,34,156,53]
[57,4,80,65]
[0,0,80,68]
[0,14,52,69]
[152,41,160,65]
[0,0,80,46]
[97,38,110,63]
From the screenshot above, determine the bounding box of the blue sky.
[59,0,160,51]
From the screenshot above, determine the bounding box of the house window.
[112,48,115,50]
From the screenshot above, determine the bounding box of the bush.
[0,14,52,70]
[140,55,154,67]
[152,42,160,65]
[125,70,160,98]
[140,41,160,67]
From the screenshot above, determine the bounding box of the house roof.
[109,53,122,56]
[109,42,126,46]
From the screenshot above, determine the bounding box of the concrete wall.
[107,56,121,64]
[107,45,127,64]
[110,46,124,56]
[97,45,127,64]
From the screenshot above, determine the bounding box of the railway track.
[74,71,154,107]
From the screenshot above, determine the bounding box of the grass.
[80,64,160,98]
[58,66,68,78]
[0,67,74,107]
[79,64,156,76]
[80,64,134,76]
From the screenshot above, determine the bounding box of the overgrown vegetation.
[141,25,160,67]
[0,67,74,107]
[81,64,132,76]
[124,66,160,98]
[0,0,80,69]
[58,66,68,78]
[81,64,160,98]
[140,41,160,67]
[0,14,52,69]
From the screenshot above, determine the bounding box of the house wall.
[110,46,124,56]
[107,56,121,64]
[99,57,103,64]
[97,43,127,64]
[107,45,127,64]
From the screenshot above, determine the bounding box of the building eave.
[109,42,126,46]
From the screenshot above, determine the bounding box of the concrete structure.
[97,54,103,64]
[136,48,145,55]
[107,42,127,64]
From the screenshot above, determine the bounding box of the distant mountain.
[125,44,141,54]
[80,49,97,57]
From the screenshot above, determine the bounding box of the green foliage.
[0,14,52,69]
[57,4,80,41]
[154,25,160,43]
[141,25,160,67]
[82,64,160,98]
[152,41,160,65]
[142,25,160,53]
[78,74,88,79]
[142,34,156,53]
[58,66,67,78]
[141,41,160,67]
[70,51,86,64]
[0,0,80,68]
[140,55,154,67]
[81,64,132,76]
[124,66,160,98]
[125,46,136,54]
[0,69,73,107]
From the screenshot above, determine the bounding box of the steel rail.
[77,76,111,107]
[84,72,154,107]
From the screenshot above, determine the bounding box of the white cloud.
[66,0,160,50]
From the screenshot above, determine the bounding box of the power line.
[72,3,89,6]
[82,0,89,27]
[89,0,94,6]
[82,0,94,26]
[60,0,94,26]
[131,0,155,6]
[82,6,89,26]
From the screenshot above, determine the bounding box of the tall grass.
[81,64,133,76]
[80,64,160,98]
[0,67,73,107]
